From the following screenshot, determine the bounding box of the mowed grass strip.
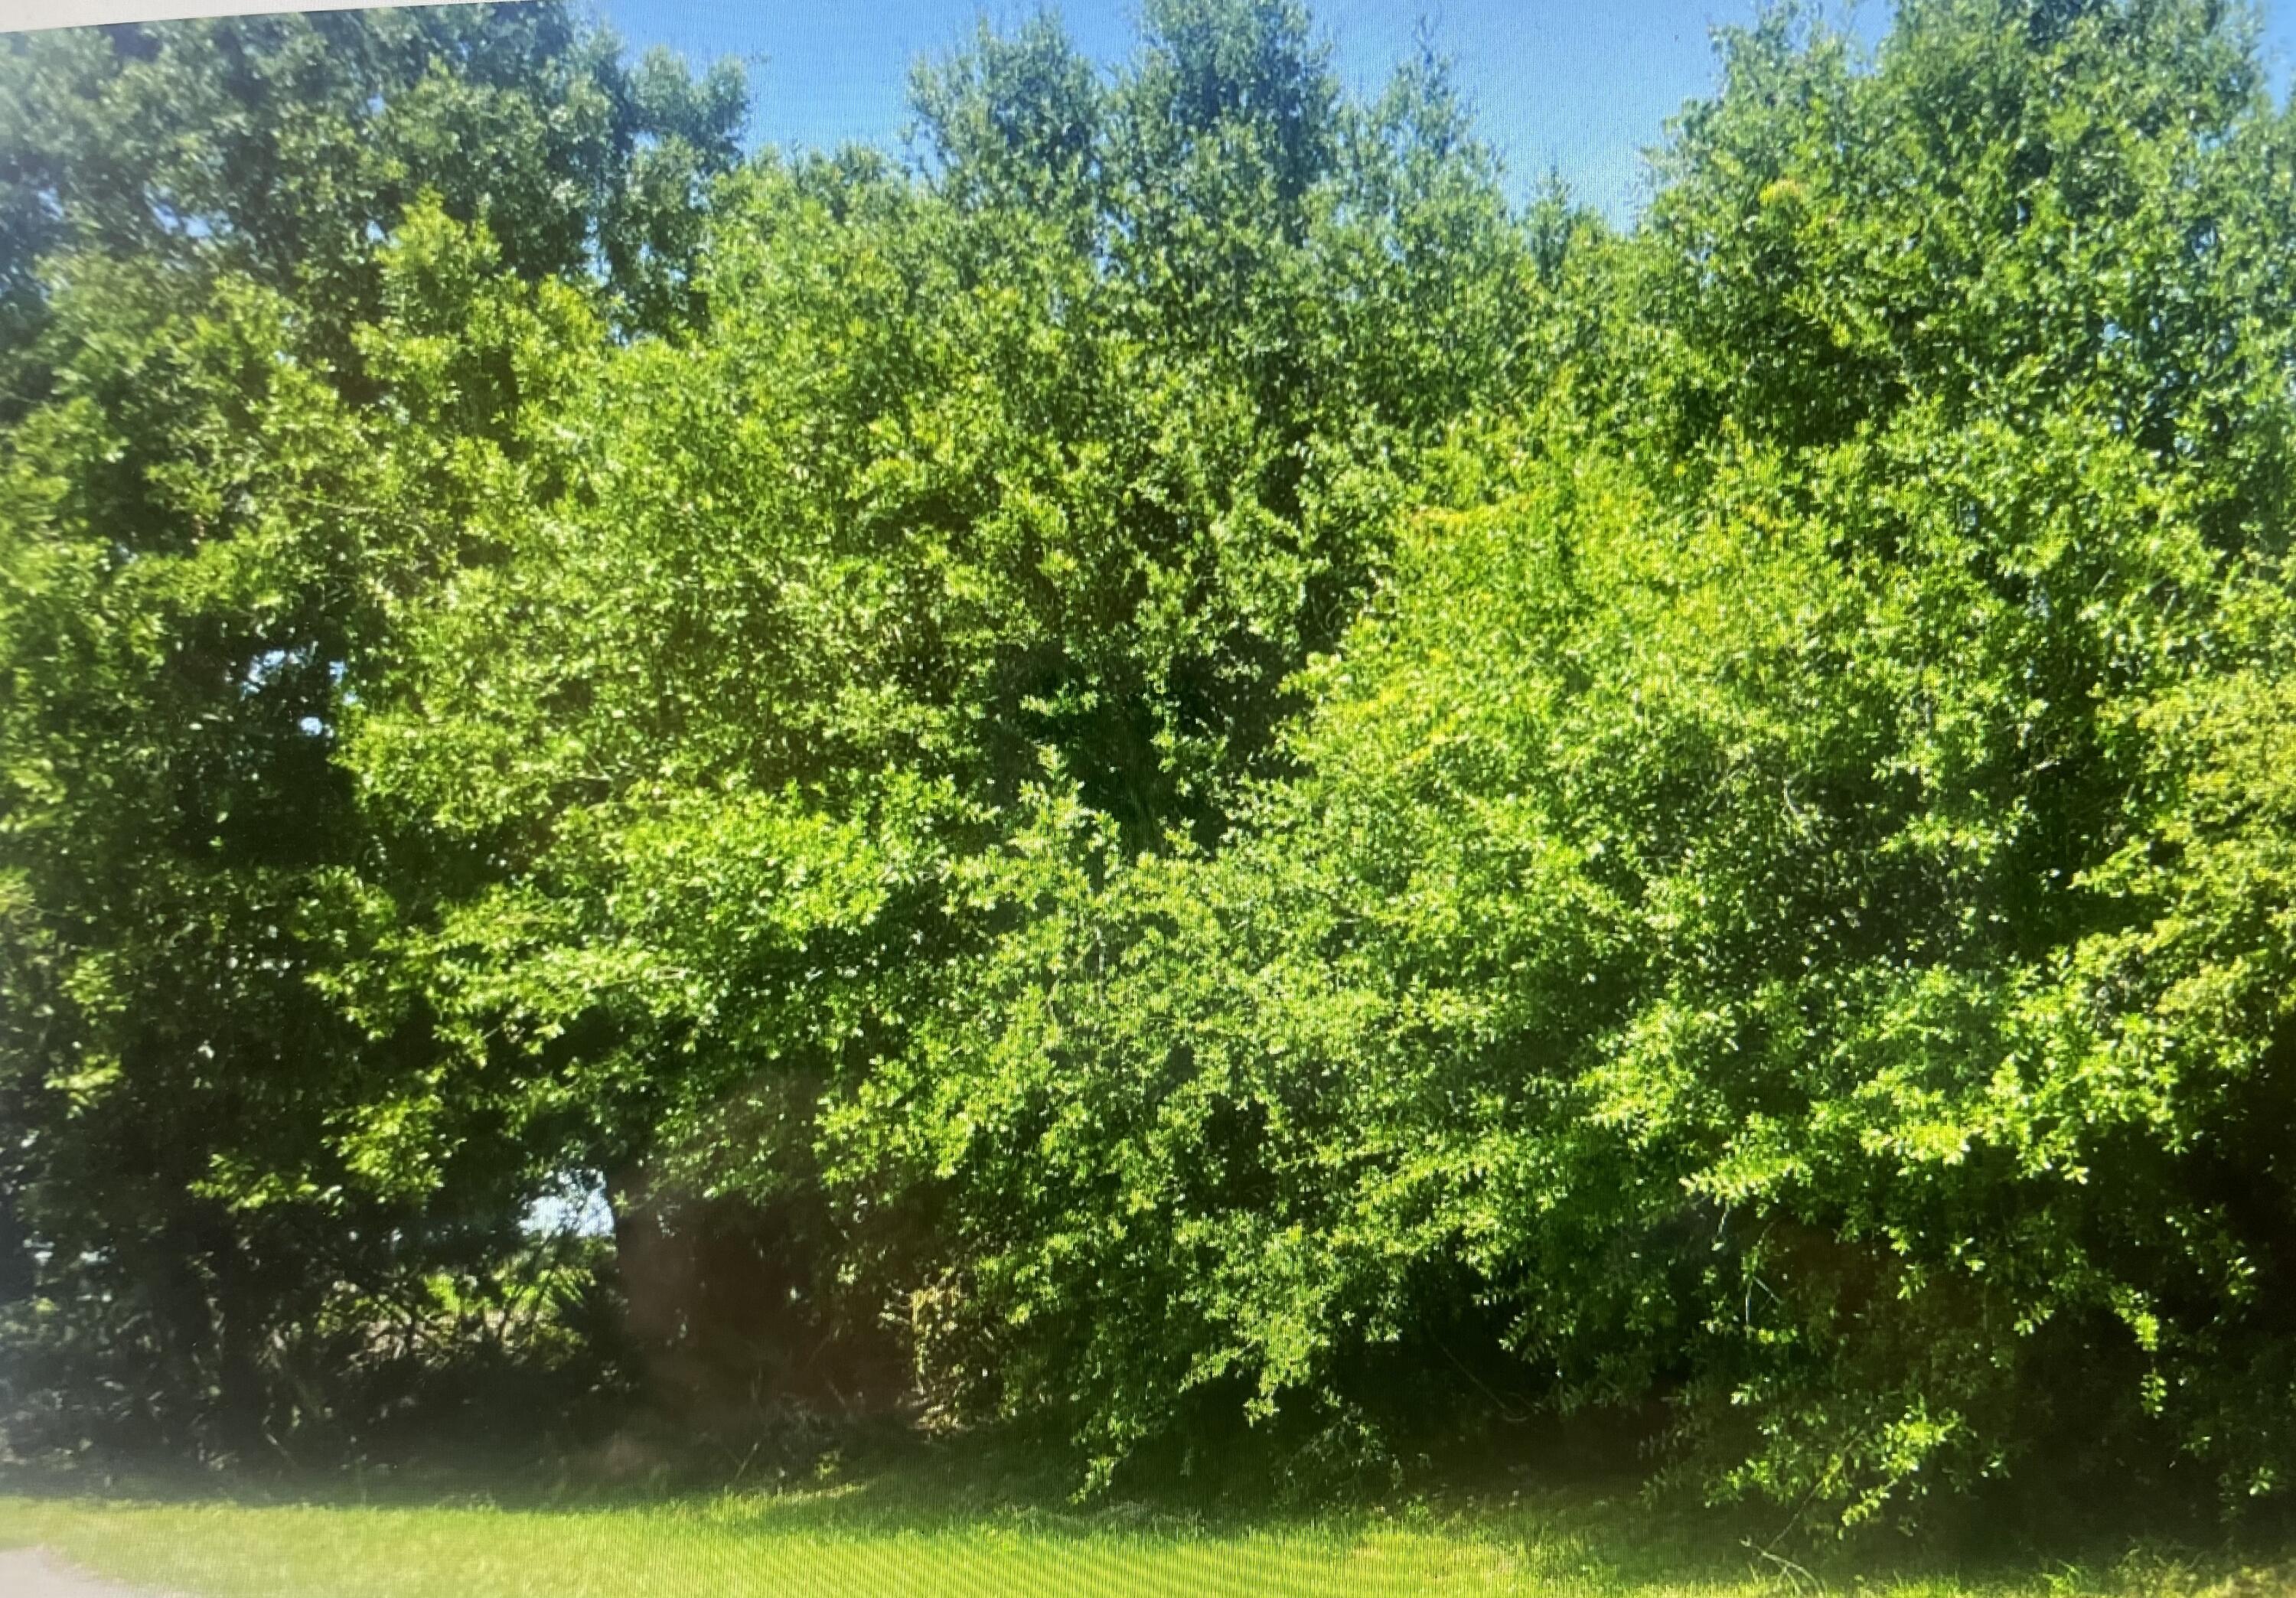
[2,1496,1525,1597]
[0,1479,2275,1598]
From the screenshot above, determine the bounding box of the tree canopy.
[6,0,2296,1532]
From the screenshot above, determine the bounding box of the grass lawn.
[0,1453,2282,1598]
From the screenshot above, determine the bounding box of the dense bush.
[8,0,2296,1531]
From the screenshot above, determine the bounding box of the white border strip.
[7,1,489,35]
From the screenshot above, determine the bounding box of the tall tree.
[864,0,2296,1522]
[0,4,740,1459]
[339,0,1543,1433]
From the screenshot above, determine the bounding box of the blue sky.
[590,0,2296,226]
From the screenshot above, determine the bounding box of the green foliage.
[0,5,743,362]
[0,5,736,1462]
[338,0,1540,1428]
[862,0,2296,1524]
[9,0,2296,1535]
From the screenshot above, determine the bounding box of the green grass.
[0,1456,2278,1598]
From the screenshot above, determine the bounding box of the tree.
[0,5,739,1460]
[867,0,2296,1522]
[339,0,1544,1441]
[16,0,2293,1530]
